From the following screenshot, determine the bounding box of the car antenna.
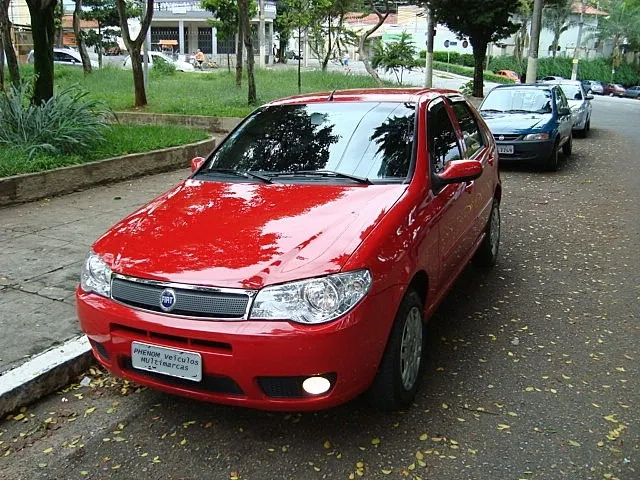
[328,89,337,101]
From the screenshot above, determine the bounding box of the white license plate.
[131,341,202,382]
[498,145,514,154]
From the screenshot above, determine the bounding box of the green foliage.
[371,32,417,85]
[0,124,209,177]
[0,80,113,158]
[152,59,176,76]
[459,79,475,96]
[430,61,514,84]
[487,55,640,85]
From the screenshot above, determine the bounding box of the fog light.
[302,376,331,395]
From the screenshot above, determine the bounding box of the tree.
[542,0,574,57]
[371,32,417,85]
[357,0,390,86]
[427,0,519,97]
[238,0,256,104]
[0,0,20,89]
[596,0,640,71]
[116,0,153,107]
[513,0,532,63]
[27,0,58,103]
[278,0,315,92]
[202,0,238,73]
[73,0,93,74]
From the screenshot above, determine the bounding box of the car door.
[554,87,572,141]
[426,99,471,283]
[450,99,495,247]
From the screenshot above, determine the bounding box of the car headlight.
[80,251,112,297]
[250,270,372,324]
[523,132,549,141]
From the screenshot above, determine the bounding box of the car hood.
[480,112,551,134]
[94,179,407,289]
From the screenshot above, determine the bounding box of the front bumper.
[495,138,555,166]
[76,285,402,411]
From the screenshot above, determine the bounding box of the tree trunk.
[471,37,487,98]
[297,26,301,92]
[0,0,20,87]
[0,29,4,91]
[358,0,389,87]
[116,0,154,108]
[227,51,230,73]
[321,15,331,72]
[552,34,559,57]
[73,0,92,75]
[235,24,243,87]
[238,0,255,105]
[97,24,103,68]
[28,0,57,104]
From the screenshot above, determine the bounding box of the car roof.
[490,83,554,91]
[265,88,463,106]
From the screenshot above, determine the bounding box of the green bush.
[152,59,177,76]
[0,80,113,158]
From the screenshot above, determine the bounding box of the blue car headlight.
[523,132,549,141]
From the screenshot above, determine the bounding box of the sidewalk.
[0,168,191,415]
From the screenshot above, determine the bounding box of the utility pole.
[570,0,585,80]
[525,0,543,83]
[424,7,435,88]
[258,0,265,67]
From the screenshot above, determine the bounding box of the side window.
[428,101,462,174]
[555,88,568,109]
[451,102,485,158]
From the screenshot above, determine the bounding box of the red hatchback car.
[77,89,501,411]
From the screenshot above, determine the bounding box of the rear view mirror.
[436,159,483,187]
[191,156,206,173]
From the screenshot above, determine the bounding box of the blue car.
[479,84,573,171]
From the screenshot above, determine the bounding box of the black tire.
[473,199,500,267]
[562,133,572,155]
[577,118,590,138]
[545,140,560,171]
[367,290,424,411]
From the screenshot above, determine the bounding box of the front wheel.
[473,199,500,267]
[562,133,573,156]
[545,140,560,171]
[368,290,424,411]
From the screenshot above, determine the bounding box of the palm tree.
[542,0,575,57]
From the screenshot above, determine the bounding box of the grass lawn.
[0,124,209,178]
[49,66,391,117]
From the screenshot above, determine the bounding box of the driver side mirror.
[434,159,483,190]
[191,156,206,173]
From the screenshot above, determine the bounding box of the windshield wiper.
[202,168,272,184]
[272,170,372,184]
[480,108,504,113]
[506,109,536,113]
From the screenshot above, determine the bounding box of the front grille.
[493,134,521,141]
[111,277,250,318]
[121,357,245,396]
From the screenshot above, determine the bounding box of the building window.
[217,35,236,54]
[150,27,189,55]
[198,28,213,54]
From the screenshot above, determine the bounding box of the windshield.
[559,84,582,100]
[481,88,553,114]
[200,102,416,182]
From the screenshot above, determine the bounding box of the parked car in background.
[603,83,626,97]
[77,88,502,412]
[480,83,573,171]
[122,51,194,72]
[495,70,521,83]
[539,76,565,82]
[624,86,640,99]
[27,47,98,69]
[581,80,604,95]
[543,79,593,137]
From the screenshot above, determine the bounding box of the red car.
[603,83,626,97]
[77,89,501,411]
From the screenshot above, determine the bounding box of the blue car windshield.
[481,88,553,114]
[201,102,416,182]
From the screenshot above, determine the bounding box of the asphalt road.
[0,95,638,480]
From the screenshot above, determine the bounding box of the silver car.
[543,79,593,137]
[582,80,604,95]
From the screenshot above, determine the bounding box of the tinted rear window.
[206,102,416,181]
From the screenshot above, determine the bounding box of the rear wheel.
[368,290,424,411]
[473,199,500,267]
[545,140,560,171]
[562,133,573,156]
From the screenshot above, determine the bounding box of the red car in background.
[603,83,626,97]
[77,89,502,411]
[495,70,521,83]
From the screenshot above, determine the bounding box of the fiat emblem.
[159,288,177,312]
[498,135,505,141]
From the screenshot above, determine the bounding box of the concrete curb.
[0,137,216,207]
[0,336,93,418]
[114,112,243,135]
